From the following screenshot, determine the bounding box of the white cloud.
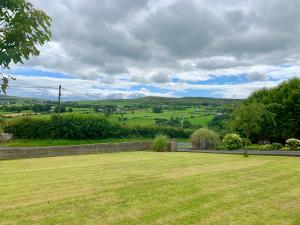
[7,0,300,99]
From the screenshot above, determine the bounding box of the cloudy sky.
[6,0,300,100]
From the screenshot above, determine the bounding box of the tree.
[0,0,51,93]
[152,106,163,113]
[246,78,300,141]
[229,102,275,142]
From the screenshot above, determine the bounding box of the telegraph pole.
[57,84,62,124]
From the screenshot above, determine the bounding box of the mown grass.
[0,138,152,147]
[0,152,299,225]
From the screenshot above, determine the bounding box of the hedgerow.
[4,114,191,139]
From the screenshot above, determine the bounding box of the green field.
[1,152,299,225]
[110,108,215,127]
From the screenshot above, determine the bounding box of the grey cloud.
[247,72,267,81]
[21,0,300,81]
[150,73,170,84]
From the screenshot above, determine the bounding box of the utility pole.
[57,84,61,124]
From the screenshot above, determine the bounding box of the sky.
[5,0,300,100]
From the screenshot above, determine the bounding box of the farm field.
[1,152,299,225]
[0,107,217,127]
[110,108,215,127]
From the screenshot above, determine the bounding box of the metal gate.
[176,142,193,151]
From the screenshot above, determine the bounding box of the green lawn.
[0,152,299,225]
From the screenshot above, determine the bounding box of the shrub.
[152,135,170,152]
[271,142,283,150]
[241,138,252,147]
[223,133,242,150]
[259,144,273,151]
[190,128,220,150]
[285,138,300,150]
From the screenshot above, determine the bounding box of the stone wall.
[0,141,152,160]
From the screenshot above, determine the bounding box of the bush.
[223,133,242,150]
[271,142,283,150]
[152,135,170,152]
[259,144,273,151]
[285,138,300,150]
[190,128,220,150]
[241,138,252,147]
[243,144,262,150]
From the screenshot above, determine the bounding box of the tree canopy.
[230,78,300,142]
[0,0,51,93]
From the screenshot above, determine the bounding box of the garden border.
[181,149,300,157]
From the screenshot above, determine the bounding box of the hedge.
[4,114,192,139]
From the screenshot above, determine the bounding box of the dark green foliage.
[120,125,192,139]
[4,114,191,139]
[208,114,229,136]
[56,114,117,139]
[152,106,163,113]
[32,104,51,112]
[183,120,192,128]
[234,78,300,142]
[4,117,57,139]
[241,138,252,147]
[271,142,283,150]
[230,103,276,142]
[54,105,66,113]
[154,116,192,128]
[1,0,51,93]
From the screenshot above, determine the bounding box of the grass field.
[110,108,215,127]
[0,152,299,225]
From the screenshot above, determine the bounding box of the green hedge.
[4,117,57,139]
[4,114,191,139]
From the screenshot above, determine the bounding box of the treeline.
[0,104,53,113]
[229,78,300,143]
[4,114,192,139]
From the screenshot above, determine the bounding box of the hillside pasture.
[110,108,216,127]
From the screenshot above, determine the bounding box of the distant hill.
[72,96,242,107]
[0,95,49,105]
[0,95,242,107]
